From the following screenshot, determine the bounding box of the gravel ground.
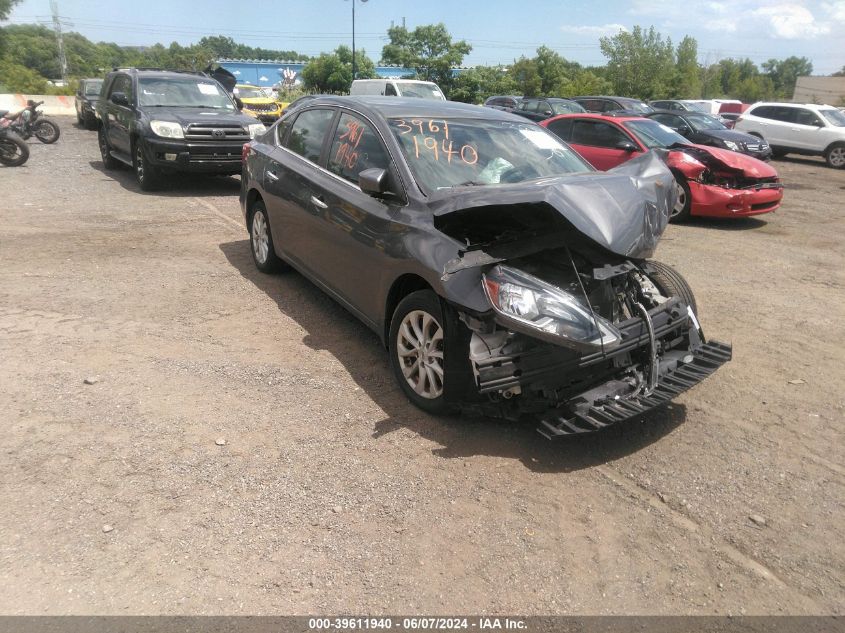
[0,117,843,615]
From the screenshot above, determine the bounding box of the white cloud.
[822,0,845,23]
[560,23,628,36]
[753,3,831,38]
[702,18,739,32]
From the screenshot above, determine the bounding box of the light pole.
[350,0,369,81]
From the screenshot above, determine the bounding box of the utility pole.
[350,0,369,81]
[50,0,68,84]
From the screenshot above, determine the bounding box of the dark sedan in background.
[239,96,730,437]
[572,95,654,115]
[509,97,585,121]
[646,109,772,160]
[75,78,103,130]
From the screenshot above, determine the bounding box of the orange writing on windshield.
[334,118,366,171]
[394,119,477,166]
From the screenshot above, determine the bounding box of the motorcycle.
[0,114,30,166]
[2,100,61,144]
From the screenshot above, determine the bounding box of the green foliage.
[448,65,518,104]
[507,48,611,98]
[600,26,675,99]
[301,45,375,94]
[197,35,306,61]
[762,56,813,98]
[381,23,471,93]
[672,36,701,98]
[0,0,21,20]
[0,59,49,93]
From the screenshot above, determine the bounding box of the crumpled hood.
[686,143,778,178]
[144,108,256,128]
[427,151,675,260]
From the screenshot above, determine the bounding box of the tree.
[448,65,518,103]
[381,23,471,93]
[301,45,375,93]
[599,25,675,99]
[0,0,21,20]
[672,36,701,98]
[762,56,813,98]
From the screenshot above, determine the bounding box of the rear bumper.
[690,181,783,217]
[142,138,245,174]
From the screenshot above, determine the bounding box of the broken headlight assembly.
[482,265,622,351]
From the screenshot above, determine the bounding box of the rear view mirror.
[615,141,638,152]
[359,168,389,196]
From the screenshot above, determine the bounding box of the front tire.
[824,143,845,169]
[248,201,286,273]
[388,290,455,415]
[670,173,692,222]
[648,260,698,315]
[0,132,30,166]
[33,119,60,144]
[133,139,162,191]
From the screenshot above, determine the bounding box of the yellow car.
[233,84,283,123]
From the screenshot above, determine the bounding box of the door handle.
[310,195,328,209]
[265,170,279,182]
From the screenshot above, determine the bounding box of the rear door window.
[545,118,573,140]
[792,108,822,126]
[285,108,336,164]
[327,112,391,185]
[570,120,629,148]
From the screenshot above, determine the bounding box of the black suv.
[510,97,585,122]
[95,68,265,190]
[571,96,654,115]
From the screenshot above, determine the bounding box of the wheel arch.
[245,189,264,218]
[383,274,433,345]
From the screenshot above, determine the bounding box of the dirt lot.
[0,118,843,615]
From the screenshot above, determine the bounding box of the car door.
[105,74,133,155]
[516,100,542,121]
[314,111,406,323]
[651,113,696,142]
[749,106,791,147]
[784,107,825,151]
[261,107,338,282]
[567,119,642,170]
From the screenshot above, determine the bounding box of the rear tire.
[669,173,692,223]
[98,126,119,170]
[34,119,60,144]
[647,260,698,314]
[248,200,286,273]
[0,132,30,166]
[824,143,845,169]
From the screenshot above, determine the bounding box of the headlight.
[149,120,184,139]
[723,140,740,151]
[482,265,621,350]
[247,123,267,139]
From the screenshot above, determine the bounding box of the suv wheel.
[134,139,162,191]
[670,174,692,222]
[98,126,119,170]
[824,143,845,169]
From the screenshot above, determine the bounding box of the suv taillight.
[242,142,252,162]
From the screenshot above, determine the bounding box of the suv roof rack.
[111,67,207,76]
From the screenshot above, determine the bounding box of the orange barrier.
[0,94,77,116]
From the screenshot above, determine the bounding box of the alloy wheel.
[396,310,445,400]
[135,145,145,183]
[671,181,687,218]
[251,210,270,264]
[829,146,845,168]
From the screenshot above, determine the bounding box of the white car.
[734,102,845,168]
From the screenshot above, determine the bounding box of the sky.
[5,0,845,74]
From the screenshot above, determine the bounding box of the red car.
[540,113,783,221]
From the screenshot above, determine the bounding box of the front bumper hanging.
[537,340,732,439]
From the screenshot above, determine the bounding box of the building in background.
[793,76,845,106]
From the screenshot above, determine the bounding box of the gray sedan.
[239,97,730,437]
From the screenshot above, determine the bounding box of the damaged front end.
[432,153,732,438]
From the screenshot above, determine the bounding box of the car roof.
[296,96,519,121]
[571,95,645,103]
[544,112,647,123]
[749,101,838,109]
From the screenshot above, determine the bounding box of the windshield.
[84,80,103,96]
[396,82,444,100]
[389,117,593,193]
[138,78,235,109]
[686,113,726,131]
[552,101,585,114]
[624,119,689,149]
[820,108,845,127]
[235,86,265,99]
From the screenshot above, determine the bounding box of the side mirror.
[234,96,244,111]
[110,92,129,107]
[359,168,389,197]
[677,125,692,136]
[615,141,638,152]
[542,109,553,116]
